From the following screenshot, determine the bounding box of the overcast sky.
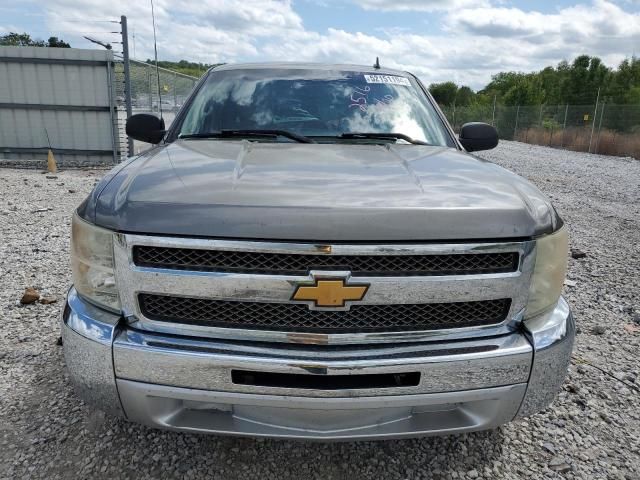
[2,0,639,89]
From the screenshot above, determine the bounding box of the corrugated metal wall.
[0,46,118,166]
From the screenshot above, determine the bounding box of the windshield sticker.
[363,75,411,86]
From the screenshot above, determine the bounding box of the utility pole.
[588,87,600,153]
[121,15,134,157]
[513,105,520,140]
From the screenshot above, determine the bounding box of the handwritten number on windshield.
[350,87,393,112]
[375,94,393,106]
[349,86,371,112]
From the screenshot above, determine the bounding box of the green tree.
[607,57,640,104]
[428,81,458,106]
[560,55,610,104]
[428,82,477,107]
[147,59,216,77]
[482,72,522,99]
[47,37,71,48]
[455,86,475,107]
[0,32,71,48]
[0,32,45,46]
[503,75,544,106]
[539,66,564,104]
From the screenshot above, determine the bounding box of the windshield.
[175,68,455,146]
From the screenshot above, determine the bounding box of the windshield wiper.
[337,132,429,145]
[179,129,315,144]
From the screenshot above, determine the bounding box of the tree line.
[144,59,217,78]
[0,32,71,48]
[429,55,640,107]
[4,32,638,107]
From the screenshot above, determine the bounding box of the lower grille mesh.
[139,294,511,333]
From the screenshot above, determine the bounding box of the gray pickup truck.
[63,62,573,440]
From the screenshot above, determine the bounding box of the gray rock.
[571,249,588,259]
[20,287,40,304]
[2,142,640,479]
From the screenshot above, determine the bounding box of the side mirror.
[126,113,166,144]
[459,122,498,152]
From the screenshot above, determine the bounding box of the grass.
[514,127,640,159]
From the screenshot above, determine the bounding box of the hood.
[88,140,558,241]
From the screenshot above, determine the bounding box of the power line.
[14,30,121,35]
[61,20,120,23]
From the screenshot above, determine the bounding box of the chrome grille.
[133,246,519,276]
[138,294,511,333]
[115,235,535,344]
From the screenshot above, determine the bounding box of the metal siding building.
[0,46,117,166]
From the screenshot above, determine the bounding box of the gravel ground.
[1,141,639,479]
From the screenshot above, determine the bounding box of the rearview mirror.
[458,122,498,152]
[125,113,166,144]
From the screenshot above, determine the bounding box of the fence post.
[121,15,133,157]
[539,105,543,127]
[491,95,496,126]
[595,101,605,154]
[513,105,520,140]
[105,58,117,164]
[588,87,600,153]
[561,104,568,148]
[148,65,153,112]
[452,102,456,129]
[173,71,177,108]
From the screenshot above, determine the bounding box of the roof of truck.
[211,62,411,76]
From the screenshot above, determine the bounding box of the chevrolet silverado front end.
[62,63,574,440]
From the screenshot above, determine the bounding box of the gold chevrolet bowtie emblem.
[292,279,369,308]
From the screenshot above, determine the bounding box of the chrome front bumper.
[62,288,574,440]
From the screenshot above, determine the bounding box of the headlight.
[525,226,568,319]
[71,213,120,311]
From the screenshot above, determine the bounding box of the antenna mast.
[150,0,163,120]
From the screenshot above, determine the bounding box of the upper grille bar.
[133,246,519,276]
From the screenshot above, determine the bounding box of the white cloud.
[0,25,20,34]
[448,0,640,39]
[353,0,490,12]
[176,0,303,36]
[36,0,640,89]
[44,0,303,63]
[445,0,640,68]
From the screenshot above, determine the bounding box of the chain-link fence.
[441,103,640,158]
[113,58,200,157]
[109,53,638,160]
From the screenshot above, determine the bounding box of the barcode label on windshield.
[364,75,411,86]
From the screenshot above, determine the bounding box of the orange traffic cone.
[47,149,57,173]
